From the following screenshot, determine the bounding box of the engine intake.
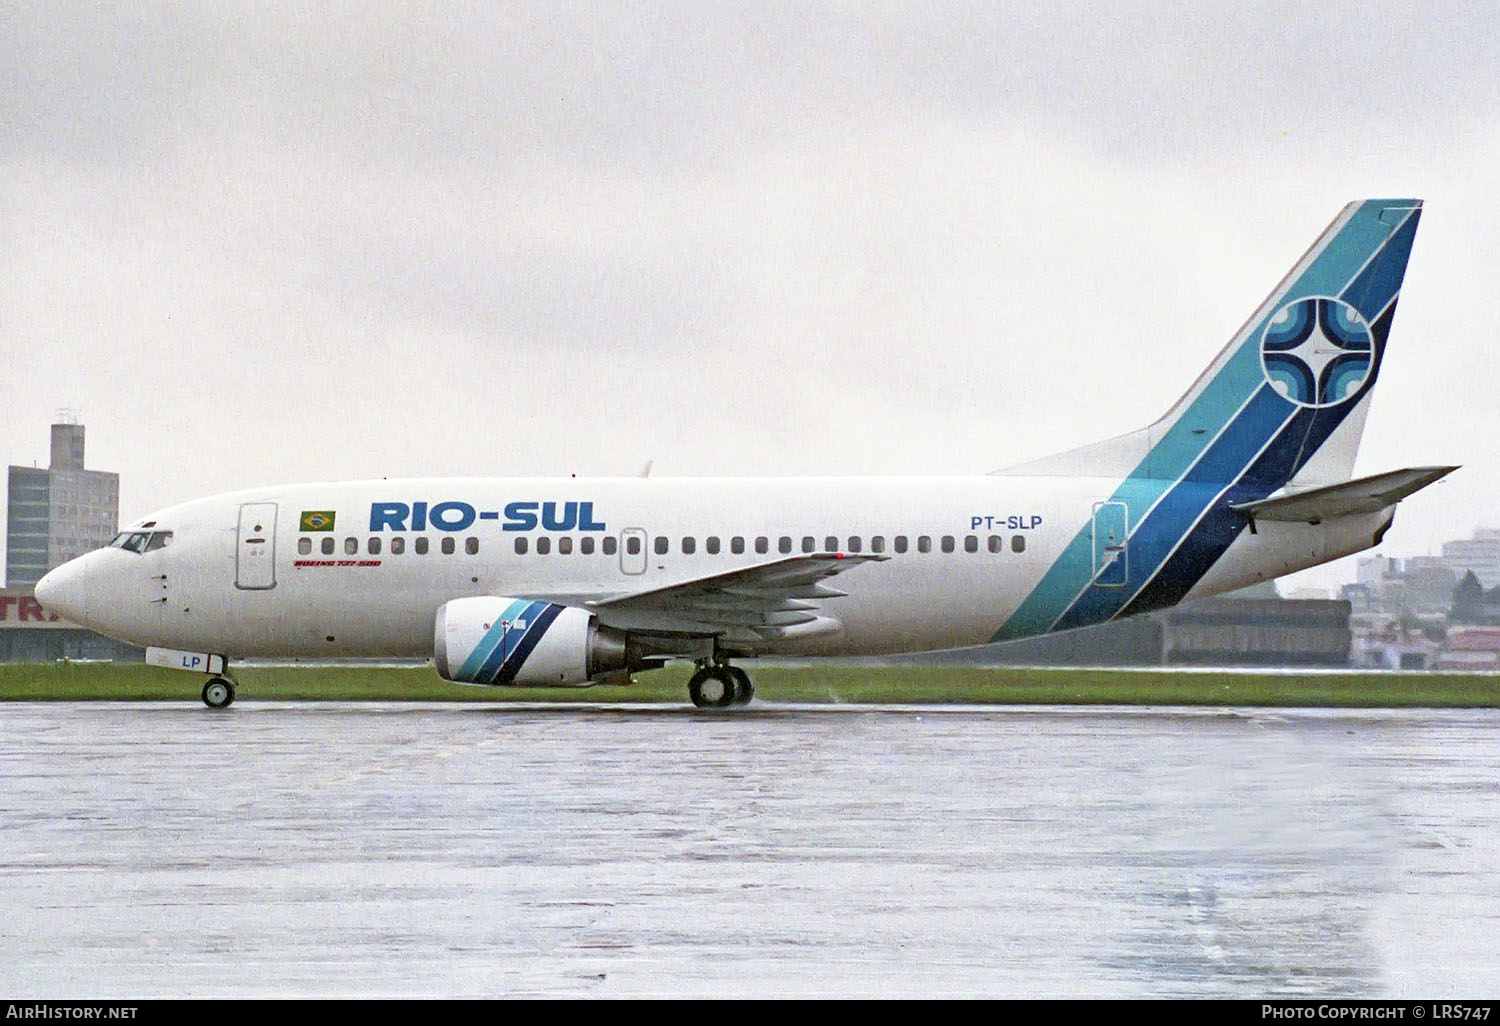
[434,596,659,686]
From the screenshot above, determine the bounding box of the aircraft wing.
[1230,465,1458,526]
[585,552,887,646]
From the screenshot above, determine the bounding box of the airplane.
[36,198,1456,709]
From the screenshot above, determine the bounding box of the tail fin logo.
[1260,296,1374,408]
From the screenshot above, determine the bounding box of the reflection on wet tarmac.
[2,702,1498,997]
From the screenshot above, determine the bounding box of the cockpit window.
[110,531,172,554]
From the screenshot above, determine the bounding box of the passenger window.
[964,535,978,553]
[625,536,640,555]
[581,537,595,555]
[917,536,932,553]
[391,537,405,555]
[603,536,618,556]
[824,536,838,552]
[941,536,955,553]
[467,537,480,555]
[537,537,552,555]
[682,536,696,555]
[802,536,815,553]
[779,537,792,554]
[988,535,1003,553]
[1012,535,1026,553]
[344,537,358,555]
[871,536,885,553]
[415,537,429,555]
[322,537,335,555]
[731,536,745,555]
[894,536,909,554]
[655,536,668,555]
[368,537,381,555]
[707,537,721,555]
[847,536,862,553]
[755,537,769,554]
[558,537,572,555]
[298,538,312,555]
[441,537,456,555]
[515,537,529,555]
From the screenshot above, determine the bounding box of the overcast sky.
[5,2,1499,593]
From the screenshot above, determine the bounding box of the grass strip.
[2,662,1499,707]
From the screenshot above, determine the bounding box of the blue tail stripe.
[1341,207,1420,323]
[1102,302,1401,623]
[1125,200,1402,487]
[992,200,1419,643]
[997,382,1274,641]
[1049,386,1293,633]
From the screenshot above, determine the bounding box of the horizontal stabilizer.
[1229,465,1458,525]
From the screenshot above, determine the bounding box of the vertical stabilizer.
[995,199,1422,488]
[993,200,1423,641]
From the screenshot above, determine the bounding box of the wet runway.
[2,701,1498,997]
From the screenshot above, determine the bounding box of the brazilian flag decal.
[300,510,336,532]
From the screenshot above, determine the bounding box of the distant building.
[1442,529,1500,590]
[0,589,143,662]
[1357,555,1400,587]
[6,420,119,588]
[1343,554,1458,624]
[1438,626,1500,671]
[1157,598,1351,667]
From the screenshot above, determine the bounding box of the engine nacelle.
[433,596,656,686]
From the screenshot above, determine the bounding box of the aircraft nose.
[35,557,89,627]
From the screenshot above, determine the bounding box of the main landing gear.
[687,662,754,709]
[201,676,237,709]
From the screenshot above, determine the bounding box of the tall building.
[6,420,120,588]
[1442,529,1500,591]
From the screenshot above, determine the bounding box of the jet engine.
[433,596,660,686]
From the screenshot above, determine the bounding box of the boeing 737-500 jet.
[37,199,1455,708]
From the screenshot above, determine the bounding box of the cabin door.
[236,502,278,590]
[1091,501,1129,588]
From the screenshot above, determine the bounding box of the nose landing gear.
[201,676,236,709]
[687,662,754,709]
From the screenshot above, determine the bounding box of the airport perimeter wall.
[908,599,1353,669]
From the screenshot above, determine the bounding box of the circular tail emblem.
[1260,296,1373,408]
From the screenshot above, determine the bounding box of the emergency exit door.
[236,502,278,590]
[619,528,648,575]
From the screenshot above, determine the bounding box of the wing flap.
[586,553,886,640]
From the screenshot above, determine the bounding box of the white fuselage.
[39,474,1388,663]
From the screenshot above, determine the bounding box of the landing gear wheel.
[202,677,236,709]
[729,667,754,706]
[688,667,738,709]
